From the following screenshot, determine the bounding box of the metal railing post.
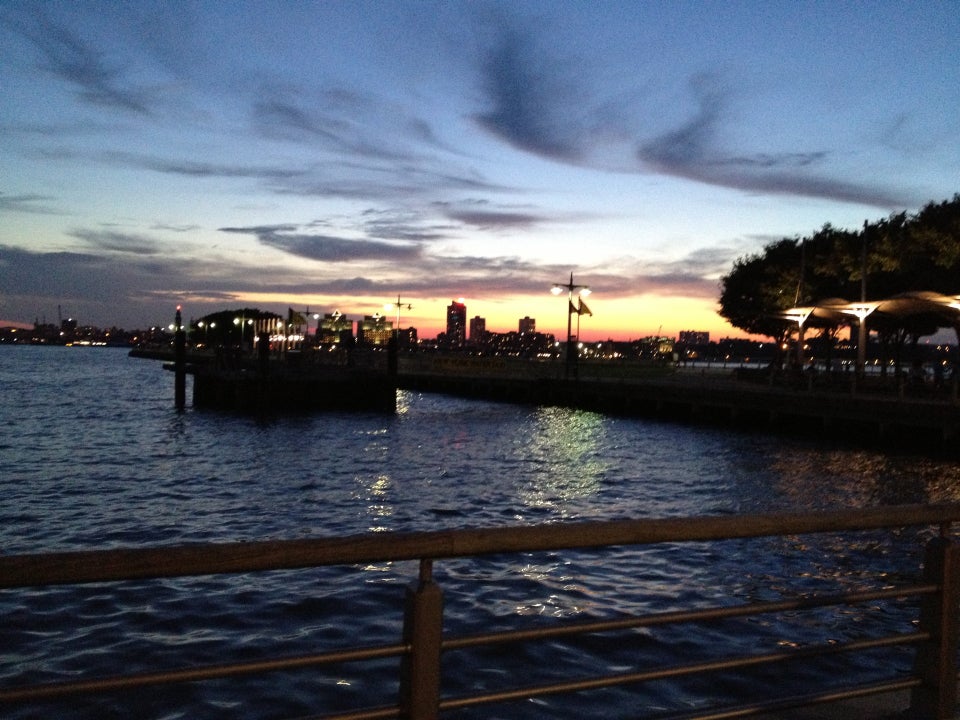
[910,534,959,718]
[399,559,443,720]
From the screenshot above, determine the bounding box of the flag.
[578,298,592,316]
[288,308,307,325]
[569,300,579,315]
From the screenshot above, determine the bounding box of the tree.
[719,195,960,344]
[718,239,799,342]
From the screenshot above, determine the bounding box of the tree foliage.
[719,195,960,341]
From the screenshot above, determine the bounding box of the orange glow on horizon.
[232,291,757,342]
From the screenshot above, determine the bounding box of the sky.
[1,1,958,341]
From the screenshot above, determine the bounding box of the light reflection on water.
[1,346,959,718]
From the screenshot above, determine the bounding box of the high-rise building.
[518,316,536,334]
[469,315,486,343]
[446,300,467,347]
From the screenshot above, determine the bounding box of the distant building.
[396,326,418,349]
[317,312,353,345]
[60,317,77,343]
[678,330,710,346]
[484,330,554,357]
[445,300,467,348]
[469,315,486,344]
[357,314,392,346]
[518,316,536,334]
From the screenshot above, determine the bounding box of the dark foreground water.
[3,346,960,719]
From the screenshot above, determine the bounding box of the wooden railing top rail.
[2,503,959,589]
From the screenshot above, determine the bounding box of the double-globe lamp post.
[551,272,591,378]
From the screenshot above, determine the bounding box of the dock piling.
[174,306,186,410]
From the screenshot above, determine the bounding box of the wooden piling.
[174,306,186,410]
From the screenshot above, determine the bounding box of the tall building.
[469,315,486,343]
[518,316,536,334]
[357,314,392,346]
[446,300,467,348]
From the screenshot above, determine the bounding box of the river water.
[2,346,960,719]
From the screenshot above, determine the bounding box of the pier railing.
[2,504,959,719]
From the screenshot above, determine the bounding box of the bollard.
[910,535,959,718]
[174,306,186,410]
[399,559,443,720]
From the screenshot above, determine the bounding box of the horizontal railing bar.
[437,631,928,711]
[1,504,957,588]
[442,584,937,651]
[292,705,400,720]
[669,677,923,720]
[0,642,409,704]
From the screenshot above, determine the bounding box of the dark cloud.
[0,241,326,327]
[432,199,550,231]
[444,208,543,230]
[470,23,908,209]
[67,229,162,256]
[0,245,162,303]
[151,222,200,233]
[219,225,423,263]
[474,28,585,161]
[636,77,907,208]
[0,192,63,215]
[357,210,453,243]
[0,235,731,331]
[4,7,153,115]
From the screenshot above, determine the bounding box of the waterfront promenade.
[396,355,960,454]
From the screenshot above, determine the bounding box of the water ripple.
[0,347,952,717]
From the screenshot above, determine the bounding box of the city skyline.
[2,2,958,340]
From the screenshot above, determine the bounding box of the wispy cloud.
[357,209,453,243]
[151,222,200,233]
[68,229,162,256]
[251,84,445,164]
[252,94,348,146]
[434,199,548,230]
[635,76,908,208]
[101,150,305,181]
[0,192,63,215]
[219,225,424,263]
[470,22,908,209]
[4,7,154,115]
[473,27,587,161]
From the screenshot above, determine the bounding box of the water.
[2,346,960,718]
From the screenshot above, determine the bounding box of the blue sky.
[1,0,958,339]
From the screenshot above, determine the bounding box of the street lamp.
[783,308,813,367]
[840,303,878,377]
[551,272,591,377]
[233,315,253,350]
[385,294,412,336]
[197,320,215,347]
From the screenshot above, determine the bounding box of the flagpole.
[551,272,591,380]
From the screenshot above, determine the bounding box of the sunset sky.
[2,1,958,340]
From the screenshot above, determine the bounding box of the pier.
[134,345,960,451]
[396,355,960,453]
